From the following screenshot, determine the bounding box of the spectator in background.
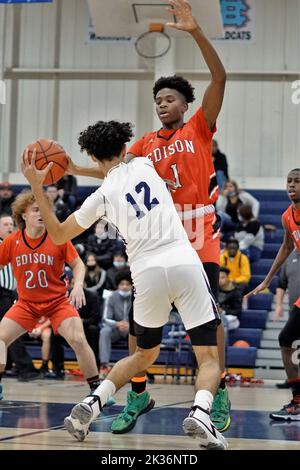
[0,213,40,383]
[0,182,15,215]
[234,204,264,263]
[105,252,128,291]
[274,249,300,389]
[56,175,78,210]
[219,267,243,334]
[220,238,251,293]
[84,220,117,270]
[99,270,132,378]
[217,180,260,239]
[84,252,106,307]
[45,184,71,222]
[212,140,229,190]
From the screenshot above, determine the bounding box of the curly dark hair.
[78,121,134,161]
[153,75,195,103]
[115,269,132,287]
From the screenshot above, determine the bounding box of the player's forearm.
[72,261,85,287]
[265,244,294,284]
[73,164,104,179]
[275,288,285,307]
[30,184,65,244]
[190,27,226,82]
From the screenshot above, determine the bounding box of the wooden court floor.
[0,376,300,451]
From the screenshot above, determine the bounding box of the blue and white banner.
[218,0,255,42]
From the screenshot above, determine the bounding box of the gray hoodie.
[104,291,132,327]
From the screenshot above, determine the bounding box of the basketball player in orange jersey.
[247,169,300,421]
[0,191,101,400]
[66,0,229,432]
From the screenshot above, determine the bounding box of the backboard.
[87,0,224,39]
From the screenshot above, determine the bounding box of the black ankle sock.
[87,375,101,392]
[219,376,226,389]
[131,377,147,394]
[40,360,48,370]
[291,378,300,400]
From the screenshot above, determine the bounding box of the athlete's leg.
[58,316,99,387]
[270,304,300,421]
[0,317,28,400]
[64,327,161,441]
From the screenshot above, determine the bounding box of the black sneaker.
[276,380,291,389]
[17,370,41,382]
[44,370,65,379]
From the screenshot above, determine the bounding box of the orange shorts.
[183,212,220,265]
[5,296,79,334]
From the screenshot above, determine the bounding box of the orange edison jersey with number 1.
[282,205,300,308]
[129,107,219,263]
[0,229,78,302]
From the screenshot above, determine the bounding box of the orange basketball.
[233,340,250,348]
[23,139,68,185]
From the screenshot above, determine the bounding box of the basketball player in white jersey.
[22,121,228,450]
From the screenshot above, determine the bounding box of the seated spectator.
[85,252,106,292]
[219,267,242,334]
[45,280,102,377]
[105,252,128,291]
[0,182,15,215]
[220,238,251,293]
[212,139,229,190]
[99,270,132,378]
[29,317,51,374]
[217,180,260,239]
[234,204,264,263]
[56,174,78,210]
[45,184,70,222]
[84,220,117,270]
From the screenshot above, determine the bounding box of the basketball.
[23,139,68,185]
[233,340,250,348]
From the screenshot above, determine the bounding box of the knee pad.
[0,339,7,367]
[134,322,163,349]
[278,328,292,348]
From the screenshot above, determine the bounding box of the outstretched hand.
[21,148,53,187]
[244,280,270,299]
[166,0,198,33]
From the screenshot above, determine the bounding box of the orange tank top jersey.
[0,229,78,302]
[129,107,218,210]
[282,205,300,250]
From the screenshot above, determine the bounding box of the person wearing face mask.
[105,252,128,291]
[99,270,132,378]
[234,205,264,263]
[85,221,118,270]
[84,252,106,294]
[217,181,260,239]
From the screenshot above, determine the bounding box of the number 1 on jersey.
[170,163,182,188]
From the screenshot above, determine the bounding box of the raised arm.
[166,0,226,130]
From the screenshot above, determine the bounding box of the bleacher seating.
[248,293,273,311]
[239,310,268,329]
[249,275,278,294]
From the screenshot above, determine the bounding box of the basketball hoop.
[135,23,171,59]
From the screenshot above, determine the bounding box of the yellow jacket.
[220,249,251,284]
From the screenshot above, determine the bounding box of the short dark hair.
[288,168,300,174]
[153,75,195,103]
[220,266,230,275]
[238,204,254,221]
[78,121,134,162]
[115,269,132,286]
[226,237,239,248]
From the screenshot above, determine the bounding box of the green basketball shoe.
[111,390,155,434]
[210,387,231,432]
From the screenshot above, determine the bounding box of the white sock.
[83,379,116,420]
[194,390,214,412]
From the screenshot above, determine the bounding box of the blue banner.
[0,1,52,3]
